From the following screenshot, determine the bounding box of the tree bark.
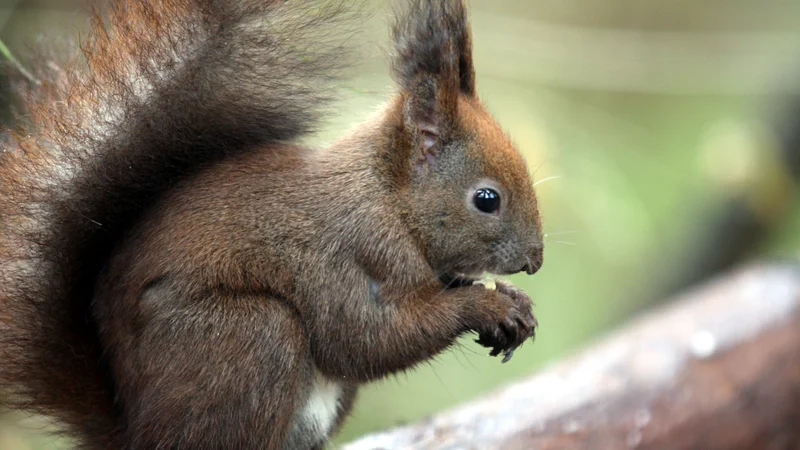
[344,263,800,450]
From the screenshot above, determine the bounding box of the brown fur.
[0,1,543,449]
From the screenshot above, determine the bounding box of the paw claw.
[472,280,538,364]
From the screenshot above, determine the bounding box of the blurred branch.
[344,263,800,450]
[0,39,39,85]
[653,92,800,301]
[475,13,800,94]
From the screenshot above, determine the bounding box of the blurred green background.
[2,0,800,448]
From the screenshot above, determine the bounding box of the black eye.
[473,188,501,214]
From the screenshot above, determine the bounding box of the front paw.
[473,280,537,363]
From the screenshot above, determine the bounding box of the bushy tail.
[0,0,356,446]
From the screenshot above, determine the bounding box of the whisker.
[553,240,577,246]
[533,175,562,187]
[543,230,580,238]
[531,160,547,177]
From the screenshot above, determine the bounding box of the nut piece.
[472,278,497,291]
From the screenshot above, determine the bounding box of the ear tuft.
[391,0,475,98]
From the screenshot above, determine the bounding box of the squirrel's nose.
[522,249,543,275]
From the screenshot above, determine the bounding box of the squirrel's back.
[0,0,356,446]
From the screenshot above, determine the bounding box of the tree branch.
[344,263,800,450]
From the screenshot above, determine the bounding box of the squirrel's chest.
[304,371,343,433]
[289,370,344,446]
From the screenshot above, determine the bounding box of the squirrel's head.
[387,0,543,278]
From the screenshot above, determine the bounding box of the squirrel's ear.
[402,76,444,155]
[392,0,475,157]
[391,0,475,98]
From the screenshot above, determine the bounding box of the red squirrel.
[0,0,544,448]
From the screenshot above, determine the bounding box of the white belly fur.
[302,369,342,437]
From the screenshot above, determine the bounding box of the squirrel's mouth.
[440,263,532,288]
[439,272,479,289]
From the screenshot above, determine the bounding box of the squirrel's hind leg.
[107,291,313,449]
